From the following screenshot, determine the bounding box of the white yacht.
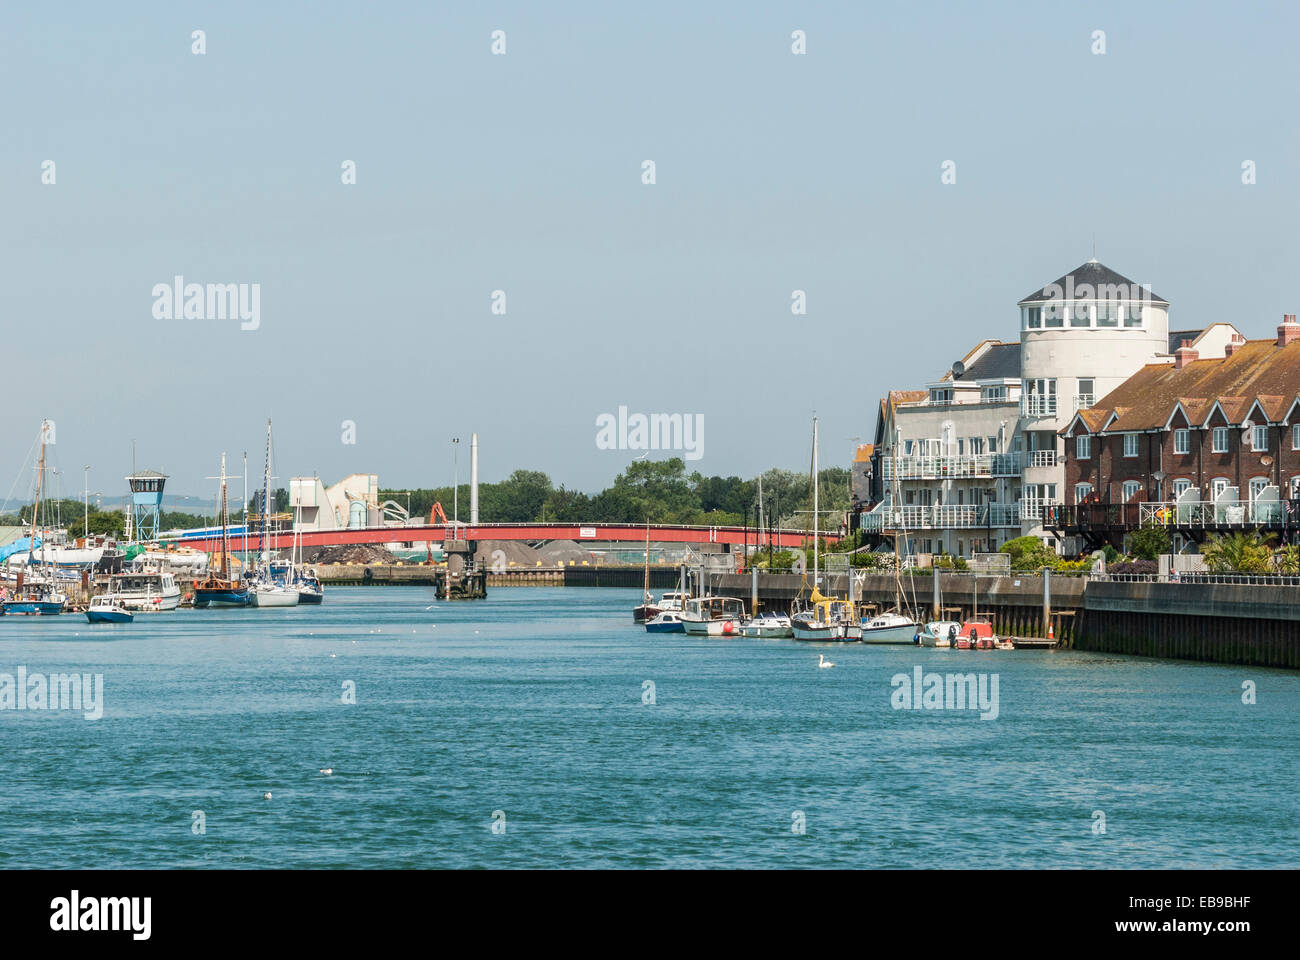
[104,569,181,612]
[680,596,746,636]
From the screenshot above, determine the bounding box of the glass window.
[1249,477,1269,501]
[987,436,998,454]
[1172,479,1192,498]
[1174,429,1190,454]
[1293,424,1300,450]
[1042,301,1063,327]
[1123,303,1144,327]
[1123,433,1139,457]
[1122,480,1142,502]
[1025,306,1042,329]
[1212,478,1230,499]
[1253,425,1268,451]
[1212,426,1229,453]
[1097,304,1119,328]
[1074,483,1093,502]
[1069,302,1091,327]
[1076,435,1091,459]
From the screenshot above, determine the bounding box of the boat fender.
[948,625,958,640]
[363,567,373,580]
[722,620,735,635]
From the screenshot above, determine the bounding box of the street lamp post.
[452,438,460,533]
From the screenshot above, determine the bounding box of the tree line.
[382,459,852,529]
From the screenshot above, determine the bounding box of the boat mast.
[30,424,47,575]
[643,518,650,602]
[219,453,230,579]
[812,416,819,586]
[261,419,272,564]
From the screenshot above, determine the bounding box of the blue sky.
[3,1,1298,501]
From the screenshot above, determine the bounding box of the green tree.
[1129,522,1172,562]
[999,535,1060,572]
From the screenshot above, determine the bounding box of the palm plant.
[1200,530,1275,573]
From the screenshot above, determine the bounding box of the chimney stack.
[1279,314,1300,347]
[1225,341,1238,357]
[1174,340,1199,369]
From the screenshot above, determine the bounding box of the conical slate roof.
[1019,259,1167,305]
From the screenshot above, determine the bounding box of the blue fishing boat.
[645,611,685,633]
[85,596,134,623]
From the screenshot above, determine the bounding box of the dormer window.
[929,388,952,405]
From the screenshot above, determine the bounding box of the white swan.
[818,654,835,669]
[263,792,273,800]
[319,767,333,776]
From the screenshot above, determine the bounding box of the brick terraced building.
[1053,316,1300,553]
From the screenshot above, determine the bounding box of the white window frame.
[1074,483,1093,502]
[1076,434,1091,459]
[1123,433,1139,458]
[1174,429,1190,455]
[1253,424,1268,452]
[1122,480,1142,502]
[1172,478,1192,498]
[1212,426,1229,453]
[1293,424,1300,451]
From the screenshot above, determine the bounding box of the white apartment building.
[863,259,1243,557]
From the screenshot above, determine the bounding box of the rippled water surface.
[0,587,1295,868]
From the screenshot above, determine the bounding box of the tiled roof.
[1067,338,1300,433]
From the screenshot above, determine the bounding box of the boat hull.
[86,609,133,623]
[739,624,793,639]
[860,622,919,644]
[193,588,251,608]
[297,590,324,605]
[792,623,849,641]
[2,600,65,616]
[645,620,685,633]
[119,592,181,613]
[250,588,299,607]
[681,618,739,637]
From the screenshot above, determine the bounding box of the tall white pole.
[83,465,89,540]
[813,416,819,584]
[470,433,479,526]
[452,438,459,533]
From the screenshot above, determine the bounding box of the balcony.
[1020,396,1057,418]
[1045,499,1298,534]
[1073,394,1096,411]
[860,502,1021,532]
[881,454,993,480]
[1020,498,1062,521]
[1026,450,1058,468]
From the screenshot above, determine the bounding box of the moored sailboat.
[193,453,251,608]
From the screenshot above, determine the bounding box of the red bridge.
[166,522,839,554]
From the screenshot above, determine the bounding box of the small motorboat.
[739,612,793,639]
[85,595,134,623]
[956,620,997,650]
[918,621,963,647]
[860,612,919,645]
[645,611,685,633]
[792,597,858,642]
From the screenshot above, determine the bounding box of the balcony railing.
[860,502,1021,532]
[1025,450,1058,468]
[1073,394,1096,411]
[1045,499,1299,531]
[1019,498,1062,521]
[881,454,994,480]
[1021,395,1057,418]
